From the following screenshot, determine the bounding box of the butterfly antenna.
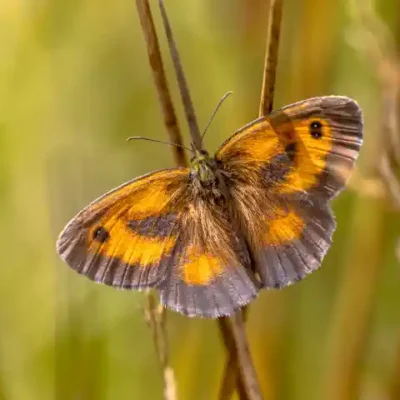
[201,91,233,143]
[159,0,203,151]
[127,136,193,153]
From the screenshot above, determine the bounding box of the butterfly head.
[189,149,218,186]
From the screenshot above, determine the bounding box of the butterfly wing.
[57,168,259,317]
[216,96,363,288]
[270,96,363,199]
[158,191,260,317]
[217,96,363,199]
[234,194,336,289]
[57,168,189,289]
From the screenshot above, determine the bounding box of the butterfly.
[56,96,363,318]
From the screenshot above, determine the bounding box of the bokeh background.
[1,0,400,399]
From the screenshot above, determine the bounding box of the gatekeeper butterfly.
[57,96,362,317]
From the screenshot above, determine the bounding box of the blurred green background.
[1,0,400,399]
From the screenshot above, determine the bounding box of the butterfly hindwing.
[221,165,336,288]
[253,196,335,288]
[158,195,260,317]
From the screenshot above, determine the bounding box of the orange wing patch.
[80,169,188,267]
[90,168,188,219]
[268,96,362,198]
[277,118,333,194]
[181,245,223,285]
[264,206,305,246]
[88,216,177,267]
[216,119,283,166]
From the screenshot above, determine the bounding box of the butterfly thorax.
[189,150,222,194]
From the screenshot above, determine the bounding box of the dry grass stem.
[136,1,184,398]
[219,1,285,397]
[157,1,264,399]
[218,316,248,400]
[158,0,202,149]
[136,0,187,167]
[230,312,263,400]
[259,0,284,116]
[144,294,177,400]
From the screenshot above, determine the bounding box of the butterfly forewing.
[269,96,363,198]
[57,169,189,289]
